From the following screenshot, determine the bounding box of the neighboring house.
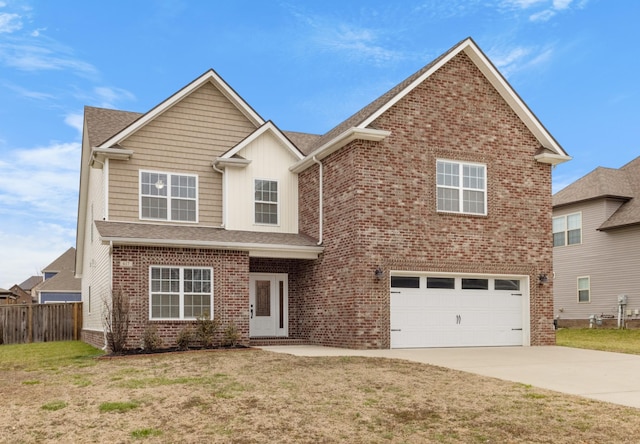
[8,284,32,304]
[553,156,640,327]
[33,247,82,304]
[18,275,43,303]
[76,37,570,351]
[0,288,17,305]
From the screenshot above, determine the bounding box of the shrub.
[142,325,162,351]
[194,312,220,348]
[176,326,193,351]
[103,288,130,354]
[223,322,241,347]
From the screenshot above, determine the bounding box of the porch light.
[538,273,548,284]
[374,266,384,281]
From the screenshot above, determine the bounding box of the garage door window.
[391,276,420,288]
[462,278,489,290]
[495,279,520,291]
[426,277,455,289]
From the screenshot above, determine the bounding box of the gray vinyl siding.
[108,82,256,225]
[553,198,640,320]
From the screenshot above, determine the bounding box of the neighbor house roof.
[95,221,324,260]
[36,272,81,293]
[553,155,640,231]
[19,275,43,291]
[42,247,76,273]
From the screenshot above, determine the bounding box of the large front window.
[140,171,197,222]
[149,267,212,319]
[255,179,278,225]
[436,160,486,215]
[553,213,581,247]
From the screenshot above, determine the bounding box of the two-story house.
[76,38,570,350]
[553,155,640,328]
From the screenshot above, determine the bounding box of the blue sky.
[0,0,638,288]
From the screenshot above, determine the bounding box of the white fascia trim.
[213,158,252,168]
[102,237,324,258]
[290,127,391,173]
[97,70,264,149]
[222,121,304,161]
[534,151,573,165]
[91,146,134,163]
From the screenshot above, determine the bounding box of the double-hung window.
[255,179,278,225]
[553,213,581,247]
[436,160,486,215]
[140,171,197,222]
[149,266,213,319]
[577,276,590,303]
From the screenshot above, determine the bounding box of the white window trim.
[148,266,214,320]
[553,212,582,247]
[253,178,280,226]
[577,275,590,304]
[436,159,487,216]
[139,170,199,223]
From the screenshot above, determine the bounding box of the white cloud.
[488,43,555,77]
[94,86,136,108]
[500,0,583,21]
[0,12,21,33]
[65,113,84,135]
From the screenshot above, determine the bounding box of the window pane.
[462,279,488,290]
[567,213,581,230]
[437,187,459,212]
[255,202,278,224]
[567,229,581,245]
[552,216,565,233]
[578,290,590,302]
[171,198,196,221]
[495,279,520,291]
[463,190,485,214]
[553,232,565,247]
[141,196,168,219]
[463,165,485,189]
[437,161,459,187]
[391,276,420,288]
[427,277,455,289]
[578,277,589,290]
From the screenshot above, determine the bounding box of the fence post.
[28,304,33,343]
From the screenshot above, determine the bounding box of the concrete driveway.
[259,345,640,409]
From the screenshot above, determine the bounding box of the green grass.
[0,341,104,371]
[41,400,68,411]
[131,428,163,439]
[556,328,640,354]
[99,401,139,413]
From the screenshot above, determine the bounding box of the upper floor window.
[553,213,581,247]
[436,160,486,215]
[140,171,197,222]
[255,179,278,225]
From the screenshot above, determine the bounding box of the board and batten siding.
[107,82,257,226]
[553,198,640,320]
[225,131,299,233]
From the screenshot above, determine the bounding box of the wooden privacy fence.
[0,303,82,345]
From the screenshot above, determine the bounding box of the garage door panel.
[390,275,525,348]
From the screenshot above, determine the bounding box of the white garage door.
[390,275,525,348]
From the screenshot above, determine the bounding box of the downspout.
[312,156,323,245]
[212,162,226,228]
[103,240,114,351]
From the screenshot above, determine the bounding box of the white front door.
[249,273,288,337]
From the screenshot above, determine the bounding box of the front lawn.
[1,341,639,443]
[556,328,640,355]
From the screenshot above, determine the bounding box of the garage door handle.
[512,328,522,331]
[391,329,402,332]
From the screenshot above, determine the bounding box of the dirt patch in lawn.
[1,348,639,443]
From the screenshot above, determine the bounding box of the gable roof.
[218,121,304,163]
[19,275,43,291]
[42,247,76,273]
[292,37,570,173]
[85,107,142,148]
[36,270,81,293]
[554,155,640,231]
[96,69,264,149]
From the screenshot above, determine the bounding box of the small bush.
[131,428,162,439]
[176,326,193,351]
[103,288,130,353]
[223,322,241,347]
[194,312,220,348]
[142,325,163,351]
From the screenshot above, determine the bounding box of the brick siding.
[297,52,555,348]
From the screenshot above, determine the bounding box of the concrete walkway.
[259,345,640,409]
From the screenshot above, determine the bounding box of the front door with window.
[249,273,288,337]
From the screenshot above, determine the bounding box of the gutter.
[312,156,323,245]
